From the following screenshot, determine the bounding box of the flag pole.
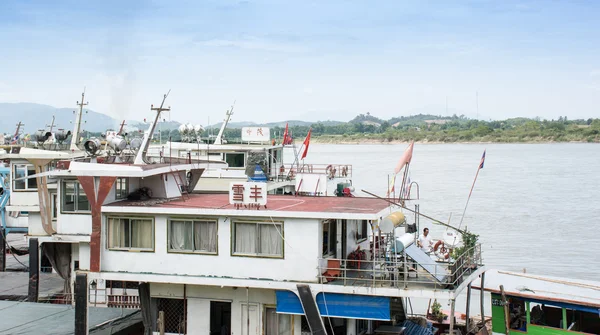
[458,150,485,231]
[399,162,410,204]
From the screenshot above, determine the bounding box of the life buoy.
[433,240,450,260]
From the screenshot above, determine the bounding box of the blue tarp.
[276,290,305,315]
[276,291,391,321]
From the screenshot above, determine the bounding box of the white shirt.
[418,234,432,253]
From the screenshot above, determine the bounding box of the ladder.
[169,169,190,201]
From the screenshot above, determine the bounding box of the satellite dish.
[83,138,101,155]
[54,129,72,143]
[130,138,142,150]
[105,132,126,152]
[33,130,52,143]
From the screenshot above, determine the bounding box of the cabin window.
[356,319,369,335]
[13,164,37,190]
[322,220,337,257]
[232,221,283,258]
[508,297,527,331]
[265,307,292,335]
[356,220,368,241]
[107,217,154,251]
[168,218,217,254]
[115,178,129,200]
[61,180,90,213]
[225,152,245,168]
[563,307,600,333]
[50,192,58,221]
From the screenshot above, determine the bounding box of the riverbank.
[305,136,599,145]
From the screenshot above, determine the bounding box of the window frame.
[50,191,58,221]
[264,305,292,335]
[167,217,218,255]
[231,220,284,259]
[115,177,129,200]
[106,216,155,252]
[61,180,91,214]
[356,220,369,242]
[322,220,337,257]
[12,163,37,191]
[224,152,246,169]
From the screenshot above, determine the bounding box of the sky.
[0,0,599,124]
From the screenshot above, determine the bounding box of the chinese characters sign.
[229,182,267,209]
[241,127,271,142]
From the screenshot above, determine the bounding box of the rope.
[0,231,29,270]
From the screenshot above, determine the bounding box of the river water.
[301,143,600,281]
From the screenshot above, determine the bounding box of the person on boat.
[417,228,432,253]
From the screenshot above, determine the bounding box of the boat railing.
[107,294,141,309]
[282,163,352,179]
[317,243,483,290]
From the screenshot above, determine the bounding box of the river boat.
[4,92,494,335]
[473,269,600,335]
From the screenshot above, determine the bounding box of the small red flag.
[282,123,291,145]
[301,128,312,159]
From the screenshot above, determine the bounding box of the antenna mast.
[48,115,56,132]
[70,90,88,151]
[134,90,171,165]
[214,100,235,145]
[117,120,127,136]
[13,122,24,142]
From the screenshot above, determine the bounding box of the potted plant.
[431,299,445,323]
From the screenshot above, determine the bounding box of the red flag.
[300,128,312,159]
[394,141,414,174]
[282,123,290,145]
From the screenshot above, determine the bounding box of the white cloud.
[590,70,600,77]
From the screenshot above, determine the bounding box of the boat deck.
[107,193,392,215]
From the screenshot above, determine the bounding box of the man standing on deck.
[417,228,432,253]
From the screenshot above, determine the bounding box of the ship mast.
[134,91,171,165]
[47,115,56,132]
[214,101,235,145]
[70,91,88,151]
[13,122,23,142]
[117,120,126,136]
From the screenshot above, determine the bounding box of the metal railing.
[107,294,141,309]
[283,163,352,179]
[318,244,483,290]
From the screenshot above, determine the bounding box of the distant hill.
[0,103,183,135]
[349,113,383,126]
[0,103,117,134]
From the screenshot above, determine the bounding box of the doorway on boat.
[210,301,231,335]
[265,307,292,335]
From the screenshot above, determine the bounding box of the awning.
[276,291,391,321]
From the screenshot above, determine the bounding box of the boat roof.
[103,193,394,220]
[23,161,221,178]
[163,141,282,151]
[472,269,600,308]
[0,147,84,160]
[0,300,141,334]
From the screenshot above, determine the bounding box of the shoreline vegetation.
[143,113,600,144]
[272,114,600,144]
